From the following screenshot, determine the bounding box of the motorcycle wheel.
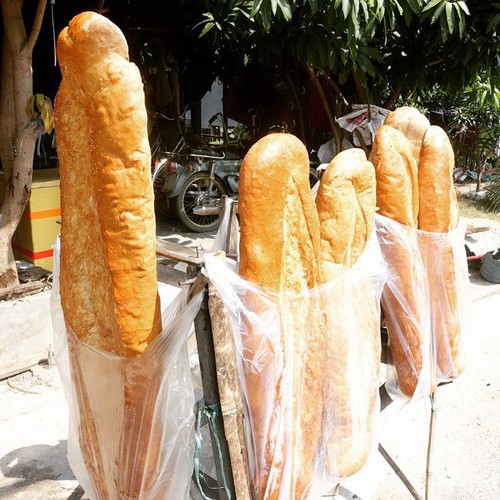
[152,161,174,219]
[175,172,227,232]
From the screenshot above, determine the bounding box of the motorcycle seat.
[187,147,225,159]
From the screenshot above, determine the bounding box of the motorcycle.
[152,111,246,232]
[151,111,320,233]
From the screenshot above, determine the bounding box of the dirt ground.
[0,192,499,500]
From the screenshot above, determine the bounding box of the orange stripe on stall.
[22,208,61,220]
[12,243,54,260]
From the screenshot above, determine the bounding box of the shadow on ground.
[0,440,82,498]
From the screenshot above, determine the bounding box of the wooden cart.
[156,199,439,500]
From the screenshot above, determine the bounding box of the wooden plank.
[208,281,252,500]
[156,263,186,287]
[188,265,236,500]
[379,383,393,412]
[378,444,423,500]
[425,391,437,500]
[156,238,203,267]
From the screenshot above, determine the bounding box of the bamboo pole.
[425,390,438,500]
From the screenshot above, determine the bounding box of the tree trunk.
[306,64,343,154]
[0,0,47,290]
[352,70,368,104]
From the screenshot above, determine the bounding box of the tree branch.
[319,71,350,110]
[24,0,48,53]
[306,64,342,154]
[354,129,370,157]
[352,70,368,104]
[284,71,305,143]
[403,79,419,105]
[384,84,402,109]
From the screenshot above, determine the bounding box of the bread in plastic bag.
[51,238,200,499]
[204,230,386,498]
[376,214,470,402]
[418,222,469,382]
[375,214,433,401]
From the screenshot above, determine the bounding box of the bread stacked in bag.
[238,135,382,497]
[371,106,467,398]
[418,126,466,380]
[55,12,162,498]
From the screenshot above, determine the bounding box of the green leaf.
[422,0,443,13]
[200,21,215,36]
[250,0,264,17]
[277,0,292,20]
[445,2,454,34]
[439,12,449,40]
[393,0,403,16]
[457,1,470,15]
[334,0,342,9]
[480,90,488,107]
[361,0,369,20]
[352,0,360,16]
[307,0,318,11]
[351,9,361,38]
[271,0,278,16]
[494,92,499,111]
[342,0,350,18]
[457,9,465,37]
[407,0,422,13]
[430,2,445,23]
[487,13,500,33]
[403,5,413,26]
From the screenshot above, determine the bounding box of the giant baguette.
[371,125,431,397]
[315,148,380,477]
[418,126,459,232]
[384,106,430,167]
[56,12,161,355]
[418,126,465,379]
[55,12,162,498]
[239,133,324,498]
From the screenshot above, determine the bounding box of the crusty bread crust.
[418,126,464,379]
[418,125,459,232]
[371,125,419,227]
[371,125,430,397]
[316,148,376,276]
[316,148,380,478]
[239,133,324,498]
[384,106,430,167]
[55,12,161,357]
[55,13,163,498]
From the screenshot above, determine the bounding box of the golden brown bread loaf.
[239,133,324,498]
[55,12,162,498]
[371,125,431,397]
[316,148,376,276]
[56,11,161,356]
[371,125,419,226]
[418,126,459,232]
[315,148,380,478]
[418,126,465,379]
[384,106,430,166]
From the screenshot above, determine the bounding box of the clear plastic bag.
[204,231,386,499]
[418,223,469,383]
[51,238,201,499]
[375,214,433,402]
[375,215,470,402]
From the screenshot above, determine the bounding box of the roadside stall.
[51,11,469,500]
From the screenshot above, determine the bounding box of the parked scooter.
[151,111,320,232]
[152,110,245,232]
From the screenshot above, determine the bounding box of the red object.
[166,161,178,174]
[12,243,54,260]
